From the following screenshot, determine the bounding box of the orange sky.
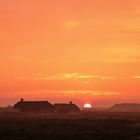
[0,0,140,107]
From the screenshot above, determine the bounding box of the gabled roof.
[54,103,80,112]
[16,101,52,105]
[14,100,55,111]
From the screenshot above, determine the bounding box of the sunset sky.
[0,0,140,107]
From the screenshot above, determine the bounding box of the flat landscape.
[0,111,140,140]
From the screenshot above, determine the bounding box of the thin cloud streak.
[132,76,140,79]
[16,89,120,97]
[29,73,116,81]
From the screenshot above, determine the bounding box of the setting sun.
[84,103,92,108]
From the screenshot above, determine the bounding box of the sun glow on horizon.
[84,103,92,108]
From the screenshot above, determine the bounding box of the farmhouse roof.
[54,102,80,112]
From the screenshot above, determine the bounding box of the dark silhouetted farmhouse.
[14,99,55,112]
[54,101,80,113]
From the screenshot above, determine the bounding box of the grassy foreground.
[0,111,140,140]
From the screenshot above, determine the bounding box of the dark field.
[0,111,140,140]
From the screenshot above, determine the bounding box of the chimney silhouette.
[70,101,72,104]
[20,98,24,102]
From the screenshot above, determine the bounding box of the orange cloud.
[132,76,140,79]
[18,73,116,81]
